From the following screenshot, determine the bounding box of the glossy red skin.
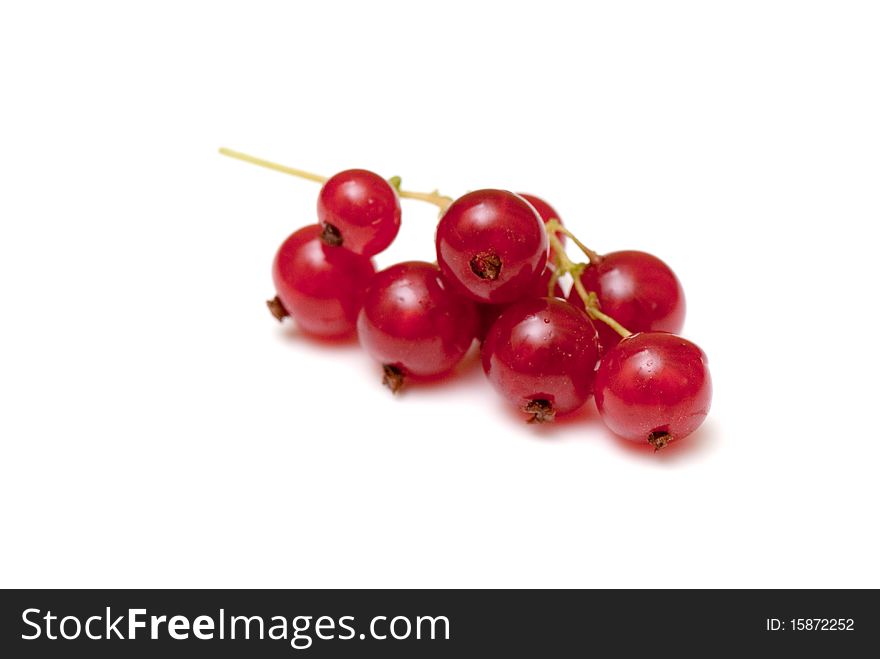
[317,169,401,256]
[357,261,479,377]
[272,225,376,338]
[436,189,549,304]
[482,298,600,417]
[476,266,565,341]
[517,193,565,262]
[569,250,685,353]
[594,332,712,445]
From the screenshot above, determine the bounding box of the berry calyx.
[470,250,503,280]
[319,222,344,247]
[317,169,402,256]
[266,296,288,321]
[436,190,549,304]
[381,364,406,394]
[524,399,556,424]
[271,225,376,338]
[594,332,712,449]
[481,297,600,421]
[647,431,671,451]
[357,261,479,391]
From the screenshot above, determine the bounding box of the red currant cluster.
[222,149,712,451]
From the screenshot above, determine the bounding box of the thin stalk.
[546,228,631,338]
[570,277,631,339]
[397,189,453,212]
[219,148,327,183]
[546,219,602,264]
[219,148,453,211]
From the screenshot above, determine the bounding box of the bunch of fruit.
[221,148,712,451]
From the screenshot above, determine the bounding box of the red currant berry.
[594,332,712,449]
[317,169,401,256]
[517,193,565,262]
[357,261,479,391]
[476,266,565,341]
[481,297,600,422]
[270,225,375,338]
[568,250,685,353]
[436,190,549,304]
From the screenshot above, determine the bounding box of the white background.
[1,1,878,588]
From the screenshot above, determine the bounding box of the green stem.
[546,229,579,272]
[397,188,453,212]
[219,147,327,183]
[545,219,602,264]
[219,148,453,211]
[545,225,631,339]
[571,277,631,339]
